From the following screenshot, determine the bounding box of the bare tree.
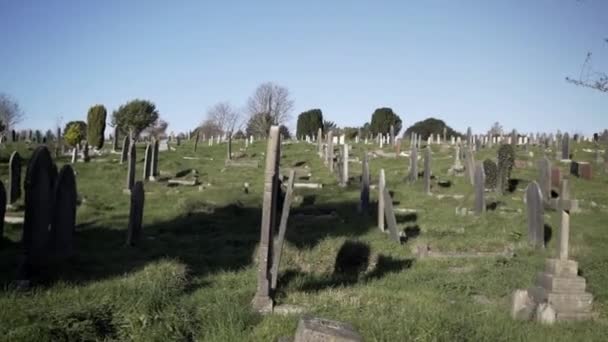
[566,39,607,94]
[206,101,241,134]
[143,119,169,138]
[0,93,25,132]
[247,82,294,126]
[198,119,223,138]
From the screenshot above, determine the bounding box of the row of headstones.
[4,129,59,144]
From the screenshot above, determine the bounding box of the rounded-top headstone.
[50,165,77,260]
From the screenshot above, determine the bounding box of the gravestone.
[126,181,145,246]
[378,169,385,231]
[341,144,349,186]
[538,158,552,203]
[551,166,562,188]
[126,140,136,190]
[465,147,476,185]
[526,181,544,248]
[562,133,570,160]
[328,131,334,173]
[143,143,152,180]
[382,187,400,243]
[8,151,22,205]
[120,136,129,164]
[390,125,395,145]
[359,153,370,213]
[194,131,199,152]
[252,125,281,313]
[443,127,447,142]
[227,132,232,160]
[50,165,77,261]
[408,145,418,183]
[294,316,362,342]
[18,146,55,281]
[112,126,119,152]
[71,146,77,164]
[423,146,431,194]
[152,139,160,178]
[317,128,323,156]
[0,181,5,238]
[270,169,295,291]
[474,164,486,215]
[82,142,90,162]
[467,127,472,146]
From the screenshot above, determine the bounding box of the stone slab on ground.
[294,316,362,342]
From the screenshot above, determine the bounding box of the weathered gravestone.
[194,131,199,152]
[293,316,362,342]
[252,125,281,313]
[382,187,400,243]
[377,169,386,231]
[317,128,323,156]
[120,136,129,164]
[126,140,136,191]
[474,164,486,215]
[49,165,77,261]
[151,138,160,179]
[8,151,22,206]
[143,143,152,180]
[408,145,418,183]
[82,142,90,162]
[562,133,570,160]
[359,153,370,213]
[341,144,349,187]
[526,181,544,248]
[423,146,432,194]
[112,126,119,152]
[270,169,295,291]
[538,158,552,204]
[327,131,334,173]
[18,146,56,281]
[227,132,232,160]
[126,181,145,246]
[465,147,476,185]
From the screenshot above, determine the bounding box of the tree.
[143,119,169,138]
[246,82,294,128]
[111,99,160,137]
[369,107,402,136]
[0,93,25,133]
[64,121,87,147]
[246,112,274,138]
[296,109,323,139]
[197,119,223,138]
[279,125,292,140]
[206,102,240,134]
[323,120,337,132]
[488,122,503,137]
[87,104,107,149]
[404,118,460,139]
[566,39,607,93]
[233,130,246,140]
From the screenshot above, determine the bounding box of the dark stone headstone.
[120,136,129,164]
[359,153,370,213]
[50,165,77,261]
[562,133,570,160]
[126,140,136,190]
[474,164,485,215]
[112,126,119,152]
[0,181,5,239]
[526,181,544,248]
[126,181,144,246]
[8,151,22,205]
[18,146,55,280]
[143,143,152,180]
[382,187,400,243]
[227,132,232,160]
[194,131,199,152]
[152,138,159,178]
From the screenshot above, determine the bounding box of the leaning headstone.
[8,151,22,206]
[126,181,145,246]
[294,316,362,342]
[49,165,77,261]
[120,136,129,164]
[377,169,385,231]
[359,153,370,213]
[474,164,486,215]
[562,133,570,160]
[143,143,152,180]
[423,146,432,194]
[408,145,418,183]
[526,181,544,248]
[18,146,55,281]
[382,187,400,243]
[126,140,136,191]
[252,125,281,313]
[270,169,295,291]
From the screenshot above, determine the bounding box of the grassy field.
[0,138,607,341]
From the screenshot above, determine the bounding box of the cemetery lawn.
[1,140,607,341]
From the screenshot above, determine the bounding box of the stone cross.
[378,169,385,231]
[408,145,418,183]
[359,153,370,213]
[18,146,55,281]
[423,146,431,194]
[8,151,22,205]
[50,165,77,261]
[252,125,281,313]
[126,181,145,246]
[270,169,295,291]
[526,181,545,248]
[120,136,129,164]
[126,140,136,190]
[474,163,486,215]
[143,143,152,180]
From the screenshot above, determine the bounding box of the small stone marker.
[143,143,152,180]
[294,316,362,342]
[252,125,281,313]
[18,146,55,281]
[423,146,431,194]
[8,151,22,205]
[126,181,145,246]
[474,164,485,215]
[120,136,129,164]
[270,169,295,291]
[526,181,544,248]
[126,140,136,191]
[382,187,400,243]
[50,165,77,261]
[359,153,370,213]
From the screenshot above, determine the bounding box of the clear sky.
[1,0,606,136]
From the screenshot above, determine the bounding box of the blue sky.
[1,0,606,135]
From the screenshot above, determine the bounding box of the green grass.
[0,139,607,341]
